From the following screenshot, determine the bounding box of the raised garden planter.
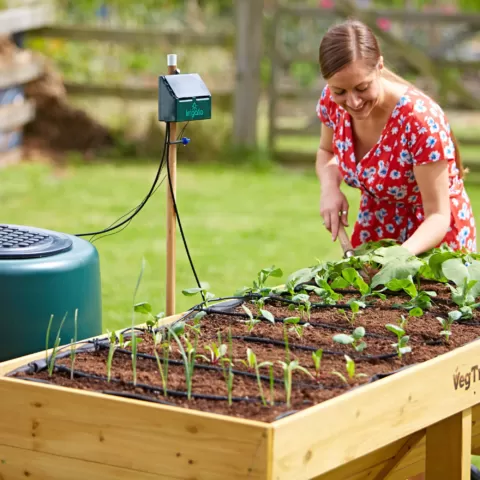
[1,242,480,479]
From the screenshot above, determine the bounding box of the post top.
[167,54,177,66]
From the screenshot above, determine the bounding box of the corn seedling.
[69,309,78,380]
[131,258,146,386]
[284,316,309,338]
[332,355,367,384]
[106,330,119,383]
[169,327,198,400]
[437,310,462,343]
[333,327,367,352]
[385,323,411,357]
[269,365,275,406]
[277,359,313,407]
[312,348,323,382]
[219,327,235,406]
[153,332,168,395]
[239,347,272,406]
[45,312,68,377]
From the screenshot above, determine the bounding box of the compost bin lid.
[163,73,211,99]
[0,224,73,259]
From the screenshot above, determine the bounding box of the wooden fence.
[267,0,480,168]
[0,1,53,165]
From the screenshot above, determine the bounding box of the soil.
[8,280,480,423]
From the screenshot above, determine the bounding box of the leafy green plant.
[235,265,283,297]
[277,359,313,407]
[332,355,367,384]
[437,310,462,343]
[331,267,370,296]
[45,312,68,377]
[311,348,323,382]
[385,323,411,358]
[169,327,198,400]
[197,341,228,366]
[333,327,367,352]
[305,273,342,304]
[239,348,272,406]
[385,276,436,311]
[290,293,312,320]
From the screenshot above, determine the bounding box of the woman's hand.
[320,187,349,241]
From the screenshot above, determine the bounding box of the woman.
[316,19,476,255]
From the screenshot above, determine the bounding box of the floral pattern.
[316,84,477,252]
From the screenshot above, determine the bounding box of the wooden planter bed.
[1,243,480,479]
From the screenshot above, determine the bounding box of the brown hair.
[319,19,465,178]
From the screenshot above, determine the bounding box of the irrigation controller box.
[158,73,211,123]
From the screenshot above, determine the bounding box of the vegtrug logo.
[186,102,204,119]
[453,366,478,391]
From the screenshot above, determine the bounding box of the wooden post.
[233,0,263,148]
[425,408,472,480]
[166,53,177,317]
[267,0,279,153]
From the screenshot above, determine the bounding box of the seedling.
[45,312,68,377]
[311,348,323,382]
[269,365,275,406]
[290,294,312,320]
[197,341,228,366]
[385,276,436,312]
[239,348,272,406]
[153,331,168,395]
[338,300,366,326]
[332,355,367,384]
[219,328,235,406]
[182,282,216,309]
[333,327,367,352]
[69,309,78,380]
[242,304,261,332]
[284,317,309,338]
[277,359,313,407]
[437,310,462,343]
[305,274,342,304]
[235,265,283,297]
[331,267,370,297]
[169,327,198,400]
[385,323,411,358]
[131,258,146,386]
[134,302,165,330]
[106,331,130,383]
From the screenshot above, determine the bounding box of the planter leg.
[425,408,472,480]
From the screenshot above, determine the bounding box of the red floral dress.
[316,84,477,252]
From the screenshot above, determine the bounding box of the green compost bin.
[0,224,102,362]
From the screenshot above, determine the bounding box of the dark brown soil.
[9,284,480,423]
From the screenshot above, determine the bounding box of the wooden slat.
[34,24,233,46]
[0,100,35,131]
[64,82,233,101]
[0,3,54,35]
[0,377,271,480]
[425,408,472,479]
[0,443,163,479]
[271,338,480,480]
[278,4,480,25]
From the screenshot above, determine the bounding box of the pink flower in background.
[319,0,334,9]
[376,17,391,31]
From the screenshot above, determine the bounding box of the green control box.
[158,73,211,122]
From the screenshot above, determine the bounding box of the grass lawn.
[3,158,480,334]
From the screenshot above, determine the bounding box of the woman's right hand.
[320,187,350,241]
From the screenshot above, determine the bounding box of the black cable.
[74,128,169,237]
[164,123,204,300]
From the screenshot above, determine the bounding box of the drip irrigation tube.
[232,335,399,361]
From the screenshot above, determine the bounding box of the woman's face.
[327,58,383,120]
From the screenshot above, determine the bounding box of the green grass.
[3,158,480,333]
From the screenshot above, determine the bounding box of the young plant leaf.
[260,309,275,323]
[134,302,152,314]
[333,334,355,345]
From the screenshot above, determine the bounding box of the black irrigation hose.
[53,365,276,404]
[94,343,326,390]
[232,335,399,361]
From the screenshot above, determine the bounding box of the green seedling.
[134,302,165,330]
[332,355,367,384]
[169,327,198,400]
[197,341,228,366]
[437,310,462,344]
[269,365,275,406]
[131,258,146,386]
[153,331,169,395]
[311,348,324,382]
[182,282,216,309]
[284,317,309,338]
[290,293,312,320]
[333,327,367,352]
[338,300,366,326]
[277,359,313,407]
[330,267,370,297]
[242,304,261,332]
[239,348,272,406]
[385,323,411,358]
[45,312,68,377]
[385,276,436,312]
[235,265,283,297]
[69,309,78,380]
